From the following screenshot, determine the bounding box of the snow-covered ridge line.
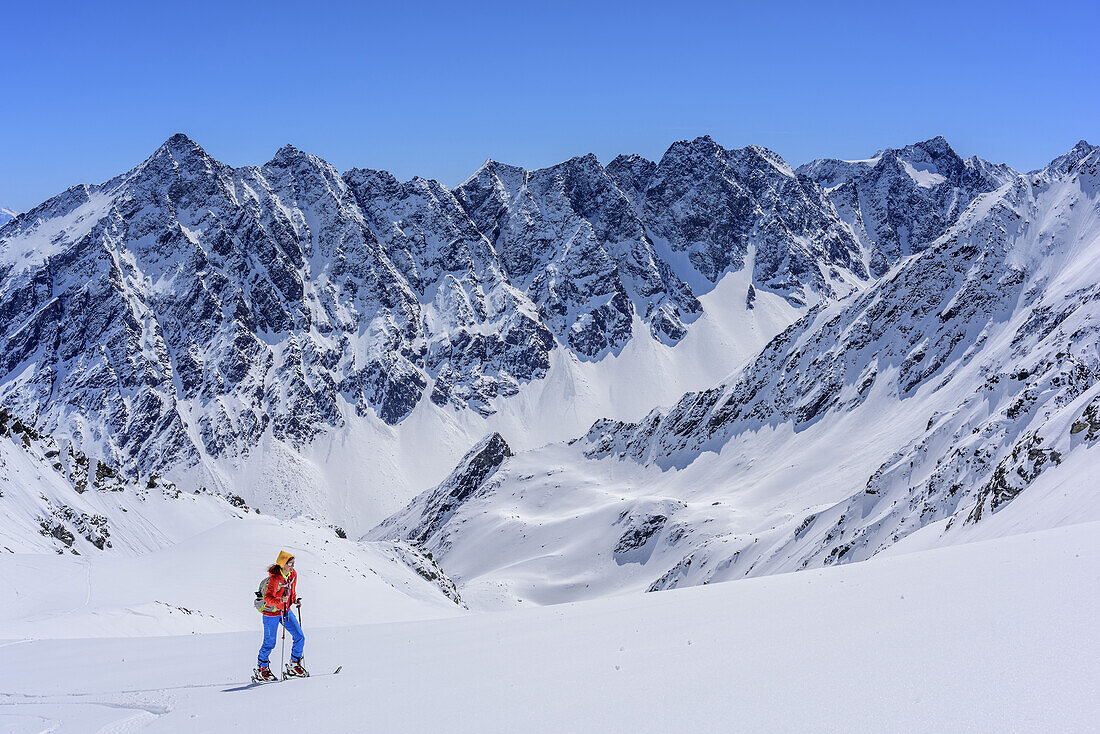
[367,143,1100,607]
[0,134,1086,537]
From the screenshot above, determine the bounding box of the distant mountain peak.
[465,157,526,183]
[267,143,316,167]
[664,134,722,158]
[1038,139,1100,177]
[917,133,951,149]
[154,132,208,159]
[133,132,219,185]
[796,135,1018,276]
[608,152,654,167]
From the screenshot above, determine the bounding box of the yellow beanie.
[276,550,294,567]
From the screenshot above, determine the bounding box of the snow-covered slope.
[0,407,242,557]
[370,141,1100,606]
[3,134,1095,586]
[0,134,862,530]
[0,414,465,638]
[2,521,1096,732]
[3,136,1099,733]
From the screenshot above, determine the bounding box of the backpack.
[254,576,268,612]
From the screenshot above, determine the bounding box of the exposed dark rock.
[367,432,513,547]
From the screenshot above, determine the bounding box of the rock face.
[342,167,555,414]
[0,133,911,484]
[366,432,512,549]
[369,141,1100,603]
[587,141,1100,580]
[798,136,1017,277]
[634,137,867,301]
[453,155,702,354]
[2,135,414,475]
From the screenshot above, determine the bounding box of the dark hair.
[268,564,282,575]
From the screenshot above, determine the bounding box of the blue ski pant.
[258,609,305,666]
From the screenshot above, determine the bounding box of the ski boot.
[284,658,309,678]
[252,665,278,683]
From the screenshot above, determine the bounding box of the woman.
[253,550,307,681]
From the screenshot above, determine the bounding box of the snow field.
[0,516,465,640]
[1,521,1097,733]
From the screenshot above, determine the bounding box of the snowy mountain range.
[0,207,16,228]
[370,139,1100,605]
[2,135,1098,610]
[0,133,946,526]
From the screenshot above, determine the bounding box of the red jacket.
[260,568,297,616]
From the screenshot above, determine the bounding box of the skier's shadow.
[222,683,270,692]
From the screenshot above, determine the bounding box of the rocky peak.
[263,143,345,185]
[658,135,724,169]
[605,153,657,206]
[1040,139,1097,178]
[159,132,207,159]
[269,142,308,163]
[643,136,864,295]
[465,158,527,191]
[908,134,953,157]
[797,135,1018,277]
[734,144,796,178]
[138,133,219,178]
[366,432,513,547]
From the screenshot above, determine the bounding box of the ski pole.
[280,606,287,676]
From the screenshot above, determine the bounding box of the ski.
[282,665,341,681]
[224,666,341,692]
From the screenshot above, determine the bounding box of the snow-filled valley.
[2,134,1099,731]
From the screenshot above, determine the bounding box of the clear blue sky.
[1,0,1097,212]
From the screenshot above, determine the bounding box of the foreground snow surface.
[2,522,1097,733]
